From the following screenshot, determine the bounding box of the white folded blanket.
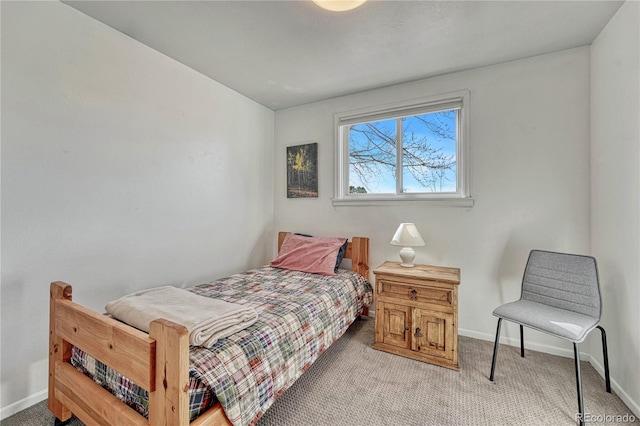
[105,286,258,348]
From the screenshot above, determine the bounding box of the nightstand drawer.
[378,279,453,308]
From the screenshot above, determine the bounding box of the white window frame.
[333,90,472,207]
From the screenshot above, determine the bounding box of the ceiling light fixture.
[312,0,367,12]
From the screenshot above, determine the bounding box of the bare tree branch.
[349,111,456,192]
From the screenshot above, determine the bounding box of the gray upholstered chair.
[489,250,611,426]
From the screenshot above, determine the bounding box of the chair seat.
[493,299,599,342]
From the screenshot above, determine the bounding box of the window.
[333,91,472,206]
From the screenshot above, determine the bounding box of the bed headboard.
[277,232,370,280]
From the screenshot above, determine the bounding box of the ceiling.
[63,0,624,111]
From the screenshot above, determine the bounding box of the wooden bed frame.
[49,232,369,426]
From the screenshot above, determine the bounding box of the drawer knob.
[410,289,417,300]
[414,327,423,338]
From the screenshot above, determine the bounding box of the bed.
[48,232,371,426]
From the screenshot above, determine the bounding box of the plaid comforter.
[71,266,372,425]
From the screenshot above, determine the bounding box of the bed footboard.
[48,281,232,426]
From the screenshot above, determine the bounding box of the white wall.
[0,1,274,416]
[275,49,592,353]
[591,0,640,415]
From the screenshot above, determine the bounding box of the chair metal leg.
[574,343,585,426]
[520,325,525,357]
[597,326,612,393]
[489,318,503,381]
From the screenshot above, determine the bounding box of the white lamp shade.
[390,223,425,267]
[390,223,425,247]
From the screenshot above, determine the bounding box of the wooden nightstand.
[373,261,461,370]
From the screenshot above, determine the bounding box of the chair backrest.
[521,250,601,319]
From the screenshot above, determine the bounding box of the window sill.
[331,196,474,207]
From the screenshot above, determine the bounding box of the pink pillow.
[270,234,348,276]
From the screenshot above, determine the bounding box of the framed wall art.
[286,142,318,198]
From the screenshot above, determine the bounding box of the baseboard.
[0,388,47,420]
[460,327,640,418]
[372,311,576,358]
[588,353,640,418]
[458,327,576,358]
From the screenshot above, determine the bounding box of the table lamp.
[390,223,425,267]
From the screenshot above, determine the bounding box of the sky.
[348,110,457,194]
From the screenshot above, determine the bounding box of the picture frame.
[286,142,318,198]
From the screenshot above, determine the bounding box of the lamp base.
[398,247,416,268]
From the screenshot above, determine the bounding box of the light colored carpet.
[3,317,636,425]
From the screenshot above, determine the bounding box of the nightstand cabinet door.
[373,261,460,370]
[412,308,454,362]
[380,302,411,349]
